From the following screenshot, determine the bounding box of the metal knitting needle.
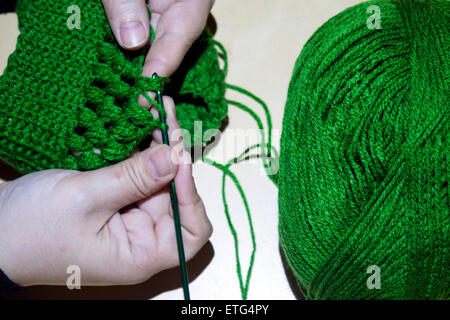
[152,73,190,300]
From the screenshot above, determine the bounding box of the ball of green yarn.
[279,0,449,299]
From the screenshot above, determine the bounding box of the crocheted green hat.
[0,0,227,174]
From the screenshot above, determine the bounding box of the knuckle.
[187,220,212,258]
[58,172,92,204]
[46,172,95,215]
[119,160,154,199]
[163,95,175,108]
[115,0,144,22]
[203,218,213,240]
[145,55,170,72]
[192,200,212,243]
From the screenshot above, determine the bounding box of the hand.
[0,97,212,287]
[102,0,215,77]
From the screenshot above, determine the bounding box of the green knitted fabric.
[279,0,449,299]
[0,0,227,174]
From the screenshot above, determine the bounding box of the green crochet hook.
[152,73,190,300]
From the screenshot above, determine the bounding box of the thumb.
[102,0,150,50]
[82,144,178,213]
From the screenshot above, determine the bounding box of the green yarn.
[0,0,278,300]
[226,84,278,185]
[0,0,227,174]
[203,83,278,299]
[279,0,449,299]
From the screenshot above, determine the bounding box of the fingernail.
[120,21,146,48]
[148,145,175,178]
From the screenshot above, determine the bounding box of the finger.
[162,96,183,146]
[152,149,211,271]
[126,147,142,159]
[142,0,212,77]
[137,92,177,144]
[173,150,211,242]
[150,105,163,144]
[102,0,150,50]
[136,91,164,144]
[136,96,184,216]
[148,0,216,20]
[150,96,182,146]
[81,144,179,215]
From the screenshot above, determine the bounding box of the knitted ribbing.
[279,0,449,299]
[0,0,227,174]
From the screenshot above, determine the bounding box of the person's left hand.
[102,0,215,78]
[0,97,212,287]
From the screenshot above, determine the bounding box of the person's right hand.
[102,0,215,77]
[0,97,212,287]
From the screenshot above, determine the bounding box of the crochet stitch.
[0,0,227,174]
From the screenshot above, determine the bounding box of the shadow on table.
[8,241,214,300]
[279,243,305,300]
[0,160,22,181]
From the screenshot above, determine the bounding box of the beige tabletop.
[0,0,362,299]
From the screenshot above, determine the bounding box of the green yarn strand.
[226,84,279,185]
[202,157,256,300]
[200,81,278,299]
[202,82,279,299]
